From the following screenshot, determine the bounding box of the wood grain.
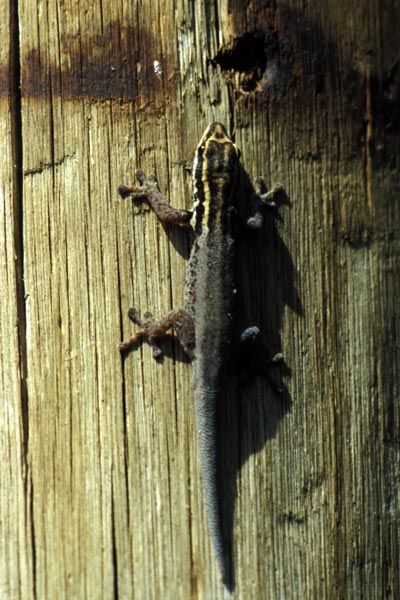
[1,0,399,598]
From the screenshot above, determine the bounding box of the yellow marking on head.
[199,124,238,227]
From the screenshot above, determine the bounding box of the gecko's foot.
[118,170,159,200]
[246,179,285,229]
[119,309,163,358]
[237,326,285,394]
[240,331,284,366]
[120,307,195,360]
[270,352,284,364]
[255,178,284,207]
[240,325,260,343]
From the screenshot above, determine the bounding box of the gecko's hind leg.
[236,326,284,394]
[240,326,284,364]
[119,307,195,360]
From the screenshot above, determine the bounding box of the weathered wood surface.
[1,0,399,598]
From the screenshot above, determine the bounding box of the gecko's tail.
[194,386,229,585]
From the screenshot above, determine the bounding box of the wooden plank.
[0,0,397,598]
[0,0,34,598]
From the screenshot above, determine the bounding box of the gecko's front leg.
[246,178,284,229]
[118,169,192,227]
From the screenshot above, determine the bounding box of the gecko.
[118,122,283,584]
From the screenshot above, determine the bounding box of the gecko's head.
[197,122,239,157]
[193,122,240,185]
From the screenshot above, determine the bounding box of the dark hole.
[215,33,266,73]
[212,28,278,74]
[211,27,281,92]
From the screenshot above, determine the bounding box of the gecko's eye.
[197,144,205,155]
